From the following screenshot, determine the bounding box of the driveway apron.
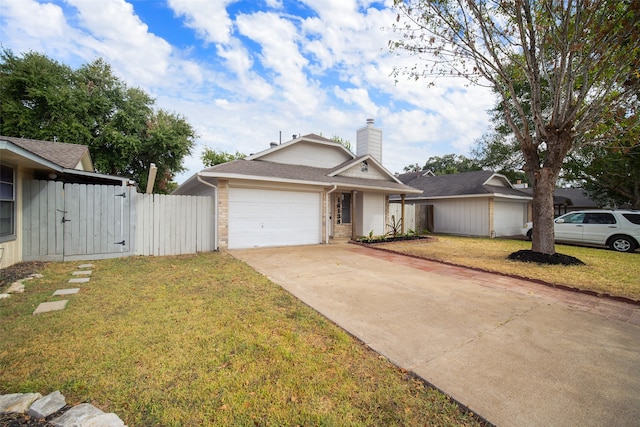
[231,243,640,427]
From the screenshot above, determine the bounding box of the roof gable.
[329,155,402,183]
[247,134,354,168]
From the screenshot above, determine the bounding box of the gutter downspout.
[326,184,338,244]
[197,174,219,251]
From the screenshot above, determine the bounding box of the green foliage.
[405,154,481,175]
[201,148,246,167]
[0,49,196,193]
[330,135,352,151]
[391,0,640,255]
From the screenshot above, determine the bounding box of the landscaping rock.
[7,282,25,293]
[0,293,10,299]
[27,391,66,419]
[0,393,42,413]
[83,413,127,427]
[50,403,104,427]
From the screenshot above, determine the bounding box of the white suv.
[522,210,640,252]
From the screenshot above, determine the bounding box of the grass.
[0,253,481,426]
[378,235,640,301]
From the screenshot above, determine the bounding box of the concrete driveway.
[231,243,640,427]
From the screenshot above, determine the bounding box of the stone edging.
[0,391,127,427]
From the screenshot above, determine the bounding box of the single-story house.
[1,136,130,269]
[173,120,422,249]
[519,187,600,216]
[392,170,532,237]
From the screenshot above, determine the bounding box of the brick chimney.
[356,118,382,163]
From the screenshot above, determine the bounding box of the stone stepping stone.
[28,391,66,419]
[69,277,90,284]
[72,270,92,276]
[78,264,94,269]
[53,288,80,296]
[33,300,68,315]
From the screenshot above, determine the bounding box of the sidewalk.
[232,243,640,427]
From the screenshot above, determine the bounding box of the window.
[0,163,16,241]
[622,214,640,225]
[336,193,351,224]
[558,212,584,224]
[583,213,616,224]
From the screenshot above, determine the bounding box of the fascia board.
[0,140,64,171]
[199,171,422,194]
[401,193,532,201]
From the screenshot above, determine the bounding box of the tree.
[0,49,196,193]
[330,135,352,152]
[201,148,245,167]
[564,144,640,209]
[391,1,640,255]
[404,154,481,175]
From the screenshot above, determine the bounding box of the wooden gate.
[22,181,135,261]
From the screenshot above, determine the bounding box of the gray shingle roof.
[202,159,419,193]
[1,135,90,169]
[400,170,530,199]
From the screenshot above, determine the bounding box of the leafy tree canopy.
[391,0,640,255]
[0,49,196,193]
[404,154,481,175]
[201,148,245,167]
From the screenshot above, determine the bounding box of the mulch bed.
[507,250,585,265]
[0,413,54,427]
[0,262,48,289]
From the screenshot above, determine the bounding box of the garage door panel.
[229,188,321,249]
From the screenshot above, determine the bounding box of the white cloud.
[1,0,497,184]
[167,0,235,44]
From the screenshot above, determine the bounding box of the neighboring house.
[173,120,422,249]
[520,187,599,216]
[1,136,130,269]
[392,170,532,237]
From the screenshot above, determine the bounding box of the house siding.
[337,162,387,180]
[259,141,350,168]
[0,166,28,269]
[431,198,490,237]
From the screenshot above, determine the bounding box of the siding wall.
[259,141,349,167]
[431,198,490,237]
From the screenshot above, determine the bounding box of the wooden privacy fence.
[135,193,215,256]
[22,180,216,262]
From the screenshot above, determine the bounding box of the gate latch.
[115,192,126,198]
[115,240,126,245]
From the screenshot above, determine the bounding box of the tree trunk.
[531,167,560,255]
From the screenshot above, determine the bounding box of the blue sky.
[0,0,495,184]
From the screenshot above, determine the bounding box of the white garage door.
[494,201,527,237]
[228,188,322,249]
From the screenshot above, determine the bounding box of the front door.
[333,192,352,238]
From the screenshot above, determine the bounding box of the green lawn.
[0,253,481,426]
[379,235,640,301]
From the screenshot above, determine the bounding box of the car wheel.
[608,235,637,253]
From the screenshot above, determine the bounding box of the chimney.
[356,118,382,163]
